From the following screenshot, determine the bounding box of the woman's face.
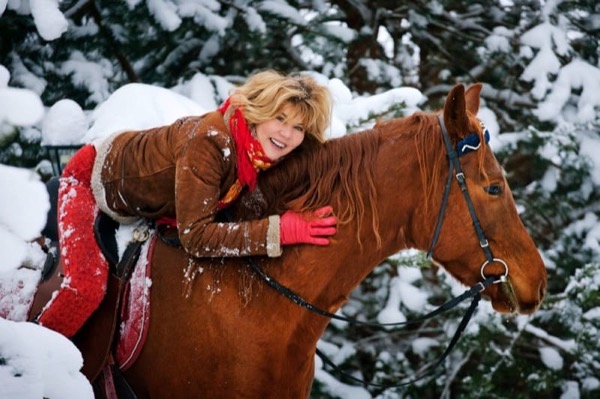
[255,105,305,161]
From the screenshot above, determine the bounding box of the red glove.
[280,206,337,246]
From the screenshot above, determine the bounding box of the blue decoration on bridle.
[456,125,490,157]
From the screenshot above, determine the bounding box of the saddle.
[30,177,146,398]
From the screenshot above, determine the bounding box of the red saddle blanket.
[115,233,155,370]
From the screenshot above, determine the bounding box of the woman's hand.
[280,206,337,246]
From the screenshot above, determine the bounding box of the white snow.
[41,100,88,145]
[29,0,68,40]
[0,65,44,130]
[83,82,207,142]
[539,346,563,370]
[0,318,93,399]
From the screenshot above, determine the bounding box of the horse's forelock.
[472,115,491,184]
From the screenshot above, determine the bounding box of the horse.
[96,83,546,398]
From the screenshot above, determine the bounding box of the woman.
[37,70,337,337]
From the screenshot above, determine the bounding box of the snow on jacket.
[90,111,281,258]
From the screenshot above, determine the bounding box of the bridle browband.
[157,113,511,388]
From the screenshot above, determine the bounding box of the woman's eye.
[276,115,285,122]
[294,125,305,133]
[484,185,503,196]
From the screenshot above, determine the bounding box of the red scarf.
[156,100,274,225]
[218,98,275,192]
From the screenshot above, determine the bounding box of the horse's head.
[423,84,547,315]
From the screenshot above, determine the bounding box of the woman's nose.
[280,124,293,138]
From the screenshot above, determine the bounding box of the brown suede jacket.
[90,111,281,258]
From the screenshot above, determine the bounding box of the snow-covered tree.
[1,0,599,398]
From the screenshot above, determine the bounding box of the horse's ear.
[465,83,483,115]
[443,84,470,139]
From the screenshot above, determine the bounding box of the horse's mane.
[410,113,449,218]
[256,128,382,247]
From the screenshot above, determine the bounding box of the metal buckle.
[474,281,486,292]
[133,226,150,242]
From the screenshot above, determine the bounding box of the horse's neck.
[267,130,424,324]
[228,123,437,346]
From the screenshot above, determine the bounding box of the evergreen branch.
[88,2,139,82]
[281,37,311,71]
[440,348,474,399]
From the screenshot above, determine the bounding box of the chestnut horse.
[120,84,546,398]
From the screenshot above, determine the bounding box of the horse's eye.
[484,185,503,196]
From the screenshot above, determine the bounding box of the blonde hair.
[230,70,332,143]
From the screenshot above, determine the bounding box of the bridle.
[158,113,512,388]
[429,114,509,285]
